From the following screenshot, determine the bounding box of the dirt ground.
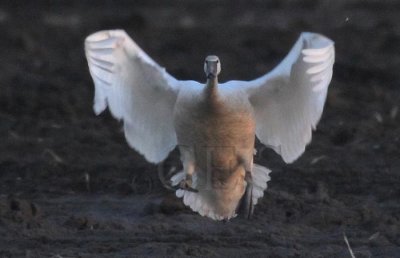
[0,1,399,257]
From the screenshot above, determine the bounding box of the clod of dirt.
[64,215,94,230]
[0,196,41,227]
[159,195,186,215]
[142,195,186,216]
[331,128,355,146]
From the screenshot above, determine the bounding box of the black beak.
[238,171,254,219]
[206,61,218,79]
[207,72,216,79]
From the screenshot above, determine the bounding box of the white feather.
[222,32,335,163]
[251,164,271,205]
[84,30,180,163]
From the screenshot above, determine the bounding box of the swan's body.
[174,79,256,220]
[85,30,335,220]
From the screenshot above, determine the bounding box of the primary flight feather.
[85,30,334,220]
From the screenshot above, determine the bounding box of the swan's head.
[204,55,221,79]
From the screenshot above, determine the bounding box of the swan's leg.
[179,161,198,192]
[239,170,254,219]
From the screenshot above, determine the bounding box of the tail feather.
[252,164,271,205]
[170,171,233,220]
[170,164,272,220]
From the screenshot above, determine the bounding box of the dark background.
[0,0,399,257]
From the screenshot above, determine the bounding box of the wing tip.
[123,122,174,164]
[300,32,335,56]
[300,32,334,45]
[93,105,105,116]
[93,98,107,115]
[85,29,127,43]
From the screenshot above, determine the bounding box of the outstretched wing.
[225,32,334,163]
[85,30,180,163]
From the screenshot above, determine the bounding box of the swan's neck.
[205,76,218,101]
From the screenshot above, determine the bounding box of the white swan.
[84,30,334,221]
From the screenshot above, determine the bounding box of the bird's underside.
[84,29,335,221]
[172,88,263,220]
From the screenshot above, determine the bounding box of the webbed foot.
[179,177,198,193]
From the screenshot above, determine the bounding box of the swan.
[84,30,334,220]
